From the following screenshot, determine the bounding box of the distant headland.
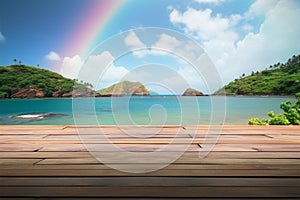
[0,65,80,98]
[0,65,151,98]
[0,54,299,98]
[214,55,300,96]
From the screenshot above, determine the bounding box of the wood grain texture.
[0,126,299,198]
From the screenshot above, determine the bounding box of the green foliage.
[248,118,268,125]
[215,54,300,95]
[0,65,88,97]
[280,100,300,125]
[268,113,290,125]
[248,94,300,125]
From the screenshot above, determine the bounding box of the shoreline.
[0,94,297,100]
[0,125,299,130]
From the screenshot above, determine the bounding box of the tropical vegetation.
[215,55,300,95]
[249,92,300,125]
[0,65,89,98]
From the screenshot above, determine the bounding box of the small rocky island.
[182,88,204,96]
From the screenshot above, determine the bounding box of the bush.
[268,114,290,125]
[248,93,300,125]
[280,100,300,125]
[248,118,268,125]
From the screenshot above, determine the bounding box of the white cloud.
[177,65,206,90]
[45,51,61,61]
[169,0,300,83]
[124,31,201,61]
[246,0,280,17]
[124,32,182,57]
[170,8,240,41]
[124,31,148,57]
[0,32,5,42]
[151,33,203,62]
[125,31,146,49]
[152,33,182,52]
[194,0,227,5]
[60,55,83,79]
[149,33,183,58]
[230,0,300,75]
[88,51,129,85]
[60,52,129,89]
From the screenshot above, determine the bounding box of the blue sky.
[0,0,88,65]
[1,0,300,93]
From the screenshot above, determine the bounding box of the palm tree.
[13,58,17,65]
[18,61,22,65]
[37,64,40,68]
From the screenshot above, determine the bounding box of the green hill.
[98,81,149,96]
[0,65,89,98]
[215,55,300,95]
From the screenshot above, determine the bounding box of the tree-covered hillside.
[215,55,300,95]
[0,65,86,98]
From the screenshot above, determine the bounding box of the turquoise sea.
[0,96,296,125]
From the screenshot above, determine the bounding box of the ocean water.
[0,96,296,125]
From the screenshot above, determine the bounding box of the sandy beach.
[0,125,299,198]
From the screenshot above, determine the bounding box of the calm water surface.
[0,96,295,125]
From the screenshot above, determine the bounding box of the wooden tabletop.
[0,126,299,199]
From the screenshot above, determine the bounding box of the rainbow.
[63,0,127,58]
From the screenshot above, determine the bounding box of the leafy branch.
[249,93,300,125]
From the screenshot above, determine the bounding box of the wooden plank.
[0,126,299,198]
[268,134,300,139]
[0,186,299,197]
[183,125,300,130]
[0,126,66,130]
[1,163,299,170]
[38,144,201,152]
[1,151,300,160]
[0,151,91,158]
[36,158,98,165]
[0,159,41,165]
[3,137,299,144]
[210,144,300,152]
[0,169,299,177]
[0,135,47,139]
[1,177,299,187]
[206,151,300,158]
[35,157,300,165]
[0,145,40,152]
[1,126,299,135]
